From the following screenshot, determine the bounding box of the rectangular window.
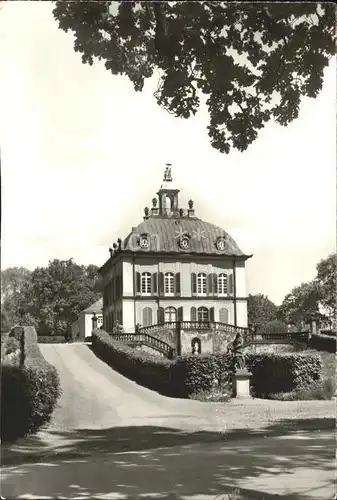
[164,272,174,295]
[197,273,207,295]
[141,272,152,295]
[218,274,228,295]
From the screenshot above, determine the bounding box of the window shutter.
[207,274,213,296]
[190,306,197,321]
[152,273,158,295]
[224,274,228,294]
[191,273,197,296]
[213,273,218,295]
[178,306,183,321]
[158,307,165,324]
[175,272,181,296]
[136,272,141,294]
[210,307,215,322]
[120,275,123,297]
[159,272,164,296]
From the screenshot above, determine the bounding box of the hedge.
[92,329,172,394]
[37,336,66,344]
[92,330,322,399]
[309,333,336,353]
[246,352,322,397]
[1,326,61,442]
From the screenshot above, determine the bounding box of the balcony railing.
[109,332,175,358]
[138,321,249,337]
[250,331,310,344]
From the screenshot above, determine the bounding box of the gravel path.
[1,344,335,500]
[40,344,334,433]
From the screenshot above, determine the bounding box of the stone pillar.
[232,369,252,399]
[311,320,317,337]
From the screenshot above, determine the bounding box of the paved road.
[2,344,335,500]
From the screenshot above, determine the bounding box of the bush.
[9,326,24,340]
[1,337,21,366]
[4,337,20,354]
[1,331,10,362]
[246,352,322,397]
[1,326,61,442]
[37,336,66,344]
[309,333,336,353]
[92,330,322,399]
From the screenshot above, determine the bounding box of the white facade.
[99,169,251,333]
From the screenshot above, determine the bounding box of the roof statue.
[164,163,172,182]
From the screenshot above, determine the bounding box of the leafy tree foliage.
[278,253,336,330]
[1,259,102,336]
[247,293,278,329]
[278,281,322,329]
[315,253,336,323]
[259,319,289,334]
[1,267,32,329]
[1,267,31,302]
[53,2,335,153]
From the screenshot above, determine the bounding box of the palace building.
[99,166,252,333]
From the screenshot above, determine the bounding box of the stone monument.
[229,332,252,399]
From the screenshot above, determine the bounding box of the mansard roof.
[123,217,247,257]
[99,166,252,273]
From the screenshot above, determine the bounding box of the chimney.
[109,247,113,258]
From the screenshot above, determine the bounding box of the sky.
[0,2,335,305]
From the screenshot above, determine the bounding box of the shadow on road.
[2,418,335,500]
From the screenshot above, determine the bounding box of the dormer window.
[140,234,149,249]
[216,237,226,251]
[179,236,190,250]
